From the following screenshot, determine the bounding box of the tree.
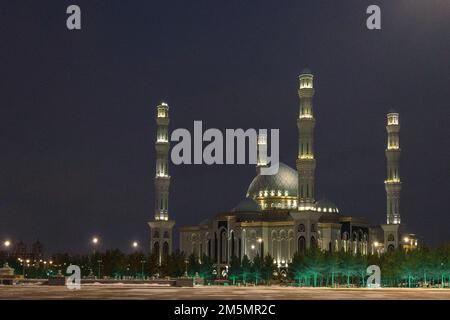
[102,249,127,278]
[353,253,368,287]
[262,254,275,285]
[338,249,357,287]
[241,255,251,284]
[228,255,241,285]
[146,252,159,277]
[187,253,200,277]
[198,254,213,282]
[161,250,185,277]
[288,252,306,286]
[128,251,145,277]
[304,247,325,287]
[252,254,263,285]
[325,251,340,287]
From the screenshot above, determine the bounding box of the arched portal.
[298,236,306,254]
[162,241,169,258]
[153,242,160,260]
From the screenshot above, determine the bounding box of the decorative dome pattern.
[246,163,298,198]
[316,198,339,214]
[232,197,262,213]
[300,67,312,75]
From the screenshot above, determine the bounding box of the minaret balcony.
[384,178,401,184]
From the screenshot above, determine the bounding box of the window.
[311,223,316,232]
[298,224,305,233]
[153,242,160,257]
[162,242,169,258]
[298,236,306,254]
[310,236,316,248]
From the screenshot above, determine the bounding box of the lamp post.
[140,259,146,279]
[91,236,99,276]
[132,241,139,251]
[24,259,30,278]
[91,236,99,255]
[3,240,11,258]
[184,259,189,278]
[257,238,263,256]
[373,241,379,256]
[403,236,415,251]
[97,259,102,279]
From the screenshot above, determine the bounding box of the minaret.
[148,102,175,264]
[256,132,267,174]
[385,110,401,224]
[296,68,316,211]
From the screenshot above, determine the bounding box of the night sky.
[0,1,449,254]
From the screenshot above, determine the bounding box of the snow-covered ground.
[0,284,450,300]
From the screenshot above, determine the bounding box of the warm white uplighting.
[404,237,409,243]
[251,244,256,250]
[387,113,399,125]
[3,240,11,248]
[257,238,263,243]
[385,178,401,184]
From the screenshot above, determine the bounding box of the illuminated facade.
[149,102,175,264]
[297,69,316,211]
[385,111,401,225]
[178,70,416,270]
[380,111,417,251]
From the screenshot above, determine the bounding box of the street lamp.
[257,238,263,255]
[91,236,99,255]
[140,259,146,279]
[23,259,30,278]
[97,259,102,279]
[132,241,139,250]
[184,259,189,278]
[3,240,11,258]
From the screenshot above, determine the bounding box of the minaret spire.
[149,102,175,264]
[296,68,316,211]
[385,110,401,224]
[256,132,268,174]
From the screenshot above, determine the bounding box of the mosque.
[148,69,418,267]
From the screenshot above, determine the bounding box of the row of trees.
[1,245,450,287]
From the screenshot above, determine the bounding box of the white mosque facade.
[149,69,417,267]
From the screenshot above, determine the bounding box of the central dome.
[246,162,298,199]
